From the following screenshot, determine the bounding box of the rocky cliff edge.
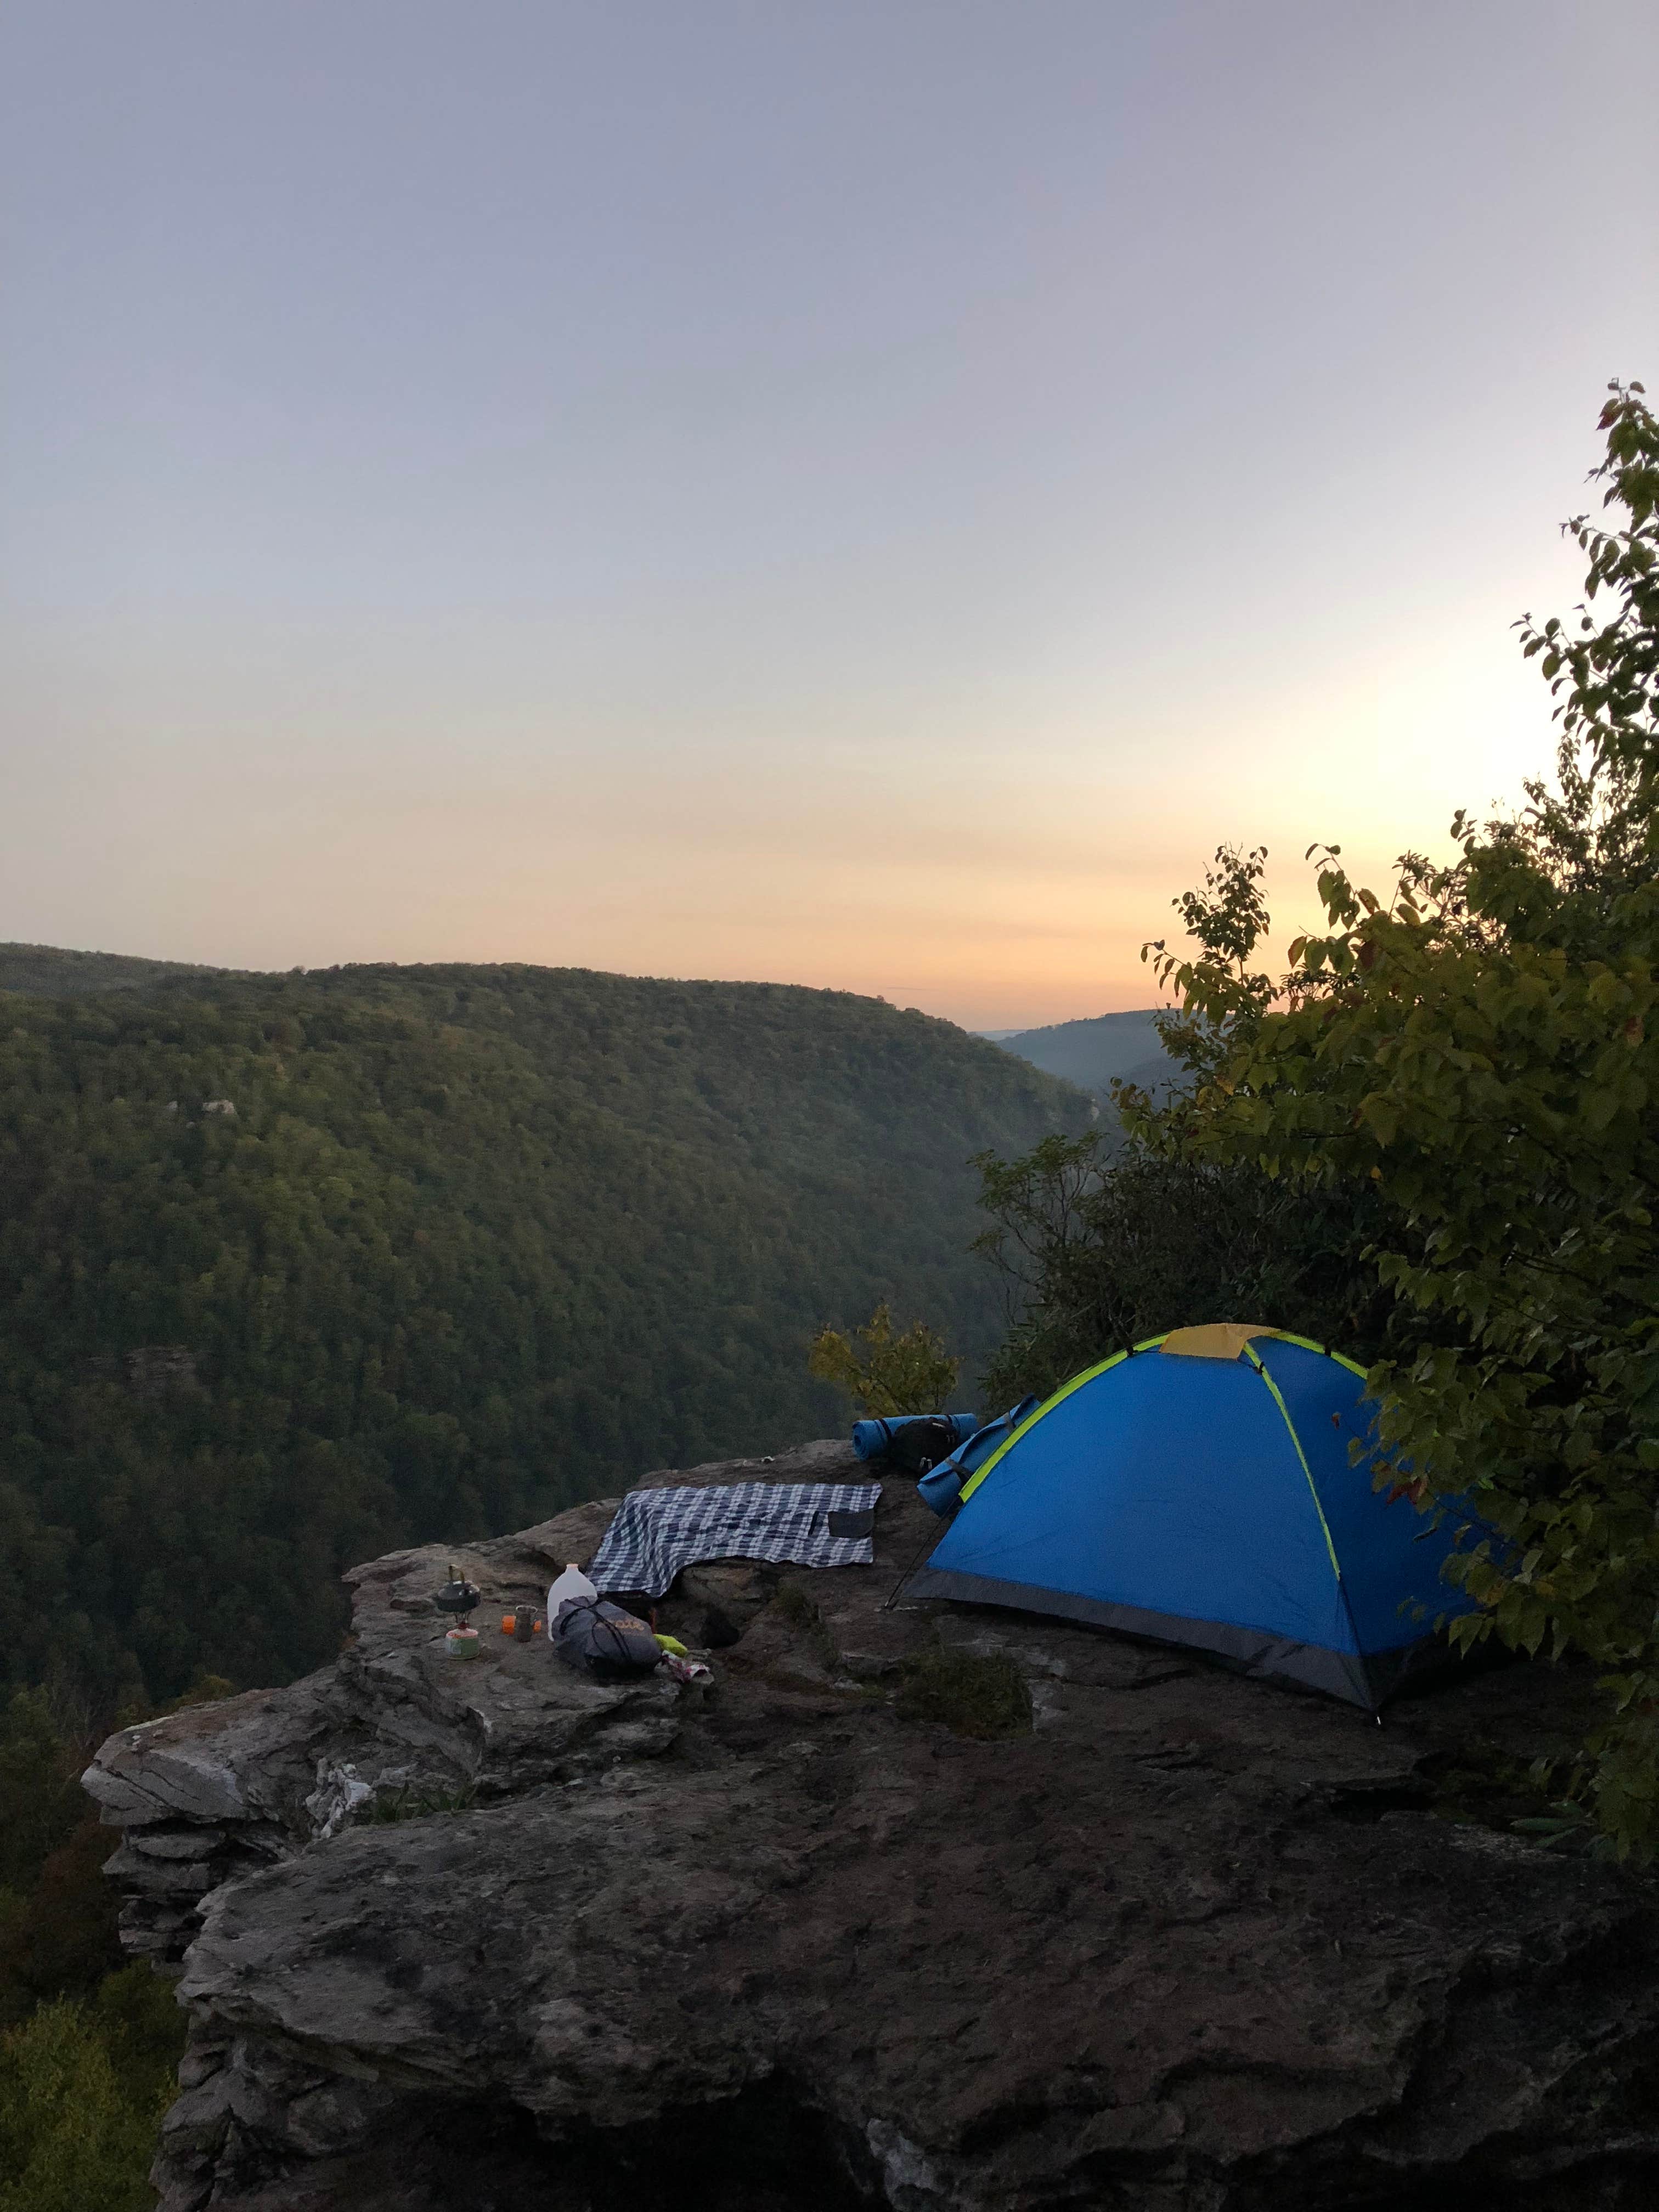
[85,1440,1659,2212]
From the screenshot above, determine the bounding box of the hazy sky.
[4,2,1655,1026]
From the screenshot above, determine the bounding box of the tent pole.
[882,1522,944,1612]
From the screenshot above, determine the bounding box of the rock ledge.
[87,1441,1659,2211]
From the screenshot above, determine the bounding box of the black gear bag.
[876,1415,963,1476]
[551,1597,663,1681]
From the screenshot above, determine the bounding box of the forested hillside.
[0,960,1089,1707]
[991,1008,1177,1101]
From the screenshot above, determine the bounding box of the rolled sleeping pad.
[851,1412,980,1462]
[917,1396,1043,1515]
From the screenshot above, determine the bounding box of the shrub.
[897,1640,1032,1740]
[358,1781,478,1824]
[0,1966,184,2212]
[808,1303,961,1416]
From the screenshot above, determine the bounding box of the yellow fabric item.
[1157,1322,1281,1362]
[653,1634,688,1656]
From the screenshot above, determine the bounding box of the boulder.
[88,1440,1659,2210]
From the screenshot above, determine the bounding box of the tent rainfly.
[904,1325,1479,1710]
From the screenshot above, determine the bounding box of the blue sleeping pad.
[851,1412,979,1462]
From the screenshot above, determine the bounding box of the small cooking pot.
[435,1576,481,1622]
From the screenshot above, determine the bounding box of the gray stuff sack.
[551,1596,662,1681]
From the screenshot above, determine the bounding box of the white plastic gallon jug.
[545,1563,598,1634]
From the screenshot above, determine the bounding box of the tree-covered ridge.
[0,962,1090,1709]
[0,945,231,999]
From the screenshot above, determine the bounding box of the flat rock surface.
[89,1441,1659,2211]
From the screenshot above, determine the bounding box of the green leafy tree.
[808,1303,962,1416]
[1142,382,1659,1853]
[972,1135,1400,1403]
[0,1971,183,2212]
[0,1689,125,2028]
[973,839,1414,1402]
[1145,842,1276,1084]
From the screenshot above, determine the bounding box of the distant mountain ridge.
[987,1008,1179,1101]
[0,941,233,997]
[2,945,1180,1103]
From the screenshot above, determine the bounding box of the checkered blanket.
[587,1480,884,1598]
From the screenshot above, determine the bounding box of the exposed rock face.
[88,1441,1659,2211]
[123,1344,201,1399]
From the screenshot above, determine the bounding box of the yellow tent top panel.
[1158,1323,1282,1362]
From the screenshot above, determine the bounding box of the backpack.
[551,1597,663,1681]
[873,1415,963,1476]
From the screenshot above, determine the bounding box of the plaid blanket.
[588,1480,883,1598]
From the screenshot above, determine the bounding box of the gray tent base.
[900,1566,1454,1713]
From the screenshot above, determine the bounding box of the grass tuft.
[896,1640,1032,1741]
[773,1582,840,1671]
[357,1782,478,1825]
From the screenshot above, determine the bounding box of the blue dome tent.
[904,1324,1478,1709]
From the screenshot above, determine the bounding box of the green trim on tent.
[956,1334,1170,1505]
[1272,1330,1369,1380]
[1243,1347,1343,1583]
[956,1327,1370,1511]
